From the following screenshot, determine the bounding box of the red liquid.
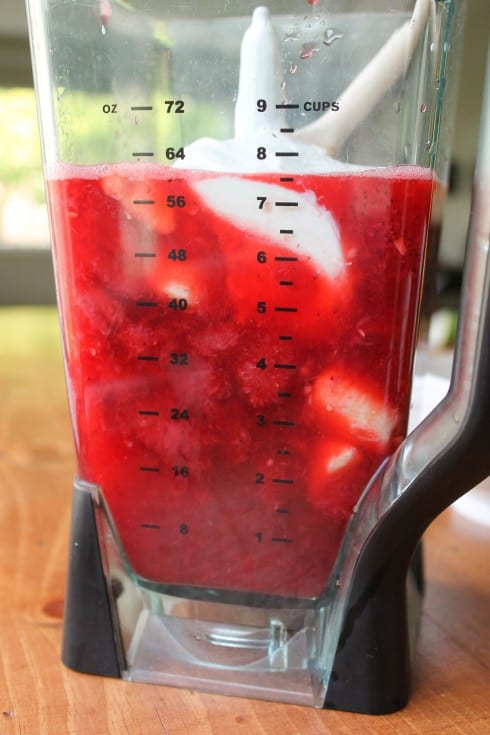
[48,164,433,599]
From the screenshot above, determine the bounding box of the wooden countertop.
[0,307,488,735]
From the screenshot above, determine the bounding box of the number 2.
[165,99,185,114]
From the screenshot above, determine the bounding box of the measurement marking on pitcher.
[279,229,294,234]
[279,281,294,286]
[271,537,293,544]
[137,355,159,362]
[275,508,289,514]
[279,335,293,341]
[277,449,291,455]
[278,392,292,398]
[138,410,160,416]
[274,420,296,427]
[280,128,295,134]
[133,199,155,205]
[275,151,299,158]
[272,478,294,485]
[141,523,160,530]
[275,256,298,262]
[134,252,156,258]
[136,300,158,307]
[132,152,154,157]
[280,177,294,183]
[276,103,299,110]
[275,307,298,313]
[274,363,296,370]
[131,106,154,111]
[275,201,298,207]
[139,466,161,473]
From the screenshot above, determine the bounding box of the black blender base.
[62,483,423,714]
[62,485,120,678]
[324,545,424,714]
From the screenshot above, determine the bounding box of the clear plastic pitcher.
[26,0,486,714]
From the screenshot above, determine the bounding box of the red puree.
[48,164,433,599]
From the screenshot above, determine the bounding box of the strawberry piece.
[148,233,230,320]
[102,173,176,235]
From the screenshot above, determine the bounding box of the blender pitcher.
[25,0,489,713]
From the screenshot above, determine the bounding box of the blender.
[25,0,489,713]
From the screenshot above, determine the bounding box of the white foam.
[175,134,364,175]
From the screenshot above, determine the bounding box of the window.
[0,87,49,248]
[0,87,55,305]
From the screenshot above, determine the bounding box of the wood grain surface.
[0,307,488,735]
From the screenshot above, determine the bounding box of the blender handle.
[325,48,490,715]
